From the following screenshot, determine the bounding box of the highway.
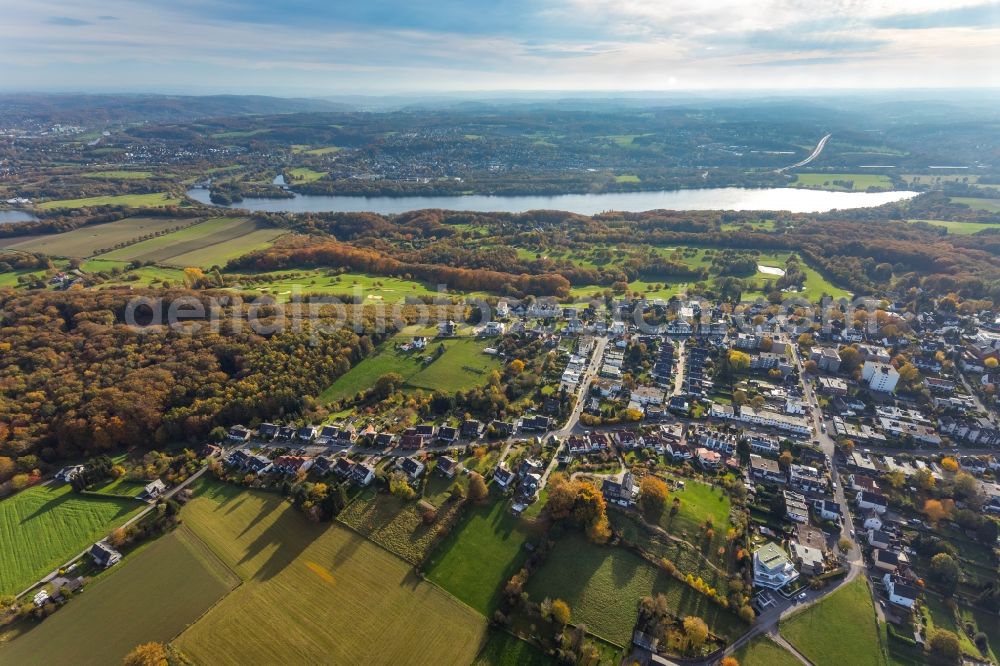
[778,133,831,173]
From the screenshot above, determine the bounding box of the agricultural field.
[949,196,1000,212]
[907,219,1000,235]
[425,496,539,615]
[792,173,893,191]
[781,578,881,666]
[0,527,239,665]
[732,635,802,666]
[36,192,182,210]
[318,333,500,404]
[0,216,198,258]
[525,532,743,646]
[0,483,144,595]
[336,488,463,564]
[473,631,555,666]
[174,480,486,666]
[81,170,155,180]
[99,216,283,268]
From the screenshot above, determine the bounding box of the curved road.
[778,134,831,173]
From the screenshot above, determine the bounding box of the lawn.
[36,192,182,210]
[907,219,1000,235]
[337,488,463,564]
[921,595,997,663]
[0,483,144,595]
[99,216,282,268]
[525,531,743,646]
[0,527,238,664]
[425,496,539,615]
[0,216,196,258]
[318,333,500,404]
[174,480,486,666]
[406,338,502,393]
[781,577,881,666]
[949,196,1000,212]
[615,174,641,183]
[473,631,555,666]
[732,635,802,666]
[793,173,893,191]
[81,170,154,180]
[648,477,733,571]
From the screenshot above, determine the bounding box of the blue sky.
[1,0,998,94]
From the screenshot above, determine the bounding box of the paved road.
[778,134,831,173]
[672,340,686,396]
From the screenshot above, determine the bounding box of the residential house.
[863,362,899,393]
[297,426,318,442]
[399,457,425,481]
[784,490,810,524]
[437,426,459,444]
[872,549,900,574]
[789,464,826,494]
[521,415,551,432]
[257,423,280,440]
[349,462,375,487]
[460,420,483,440]
[744,433,781,457]
[862,509,884,531]
[227,425,253,443]
[867,529,892,550]
[89,541,122,568]
[753,542,799,589]
[138,479,166,501]
[790,542,825,576]
[813,499,842,522]
[602,472,640,507]
[272,456,313,476]
[55,465,85,483]
[883,574,919,609]
[437,456,459,478]
[856,491,888,514]
[493,464,516,490]
[695,447,721,470]
[750,454,786,486]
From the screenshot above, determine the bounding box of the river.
[185,186,919,215]
[0,210,38,225]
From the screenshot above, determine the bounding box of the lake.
[0,210,38,224]
[185,186,919,215]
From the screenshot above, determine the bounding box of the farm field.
[473,631,555,666]
[99,216,283,267]
[781,578,881,666]
[793,173,893,191]
[425,496,539,615]
[525,532,743,646]
[0,527,239,665]
[0,483,143,595]
[907,219,1000,235]
[36,192,182,210]
[337,488,463,564]
[0,216,197,258]
[732,635,802,666]
[174,480,487,666]
[950,196,1000,212]
[318,333,500,404]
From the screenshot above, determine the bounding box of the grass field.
[921,595,998,663]
[337,488,463,564]
[425,497,539,615]
[473,631,554,666]
[36,192,182,210]
[0,527,239,664]
[81,170,154,180]
[237,270,451,303]
[318,333,500,404]
[614,174,641,183]
[174,480,486,666]
[950,196,1000,212]
[0,483,143,595]
[287,167,327,183]
[781,578,881,666]
[732,636,802,666]
[907,219,1000,235]
[0,216,197,258]
[525,531,743,646]
[98,216,283,268]
[793,173,893,191]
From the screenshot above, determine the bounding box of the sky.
[0,0,998,95]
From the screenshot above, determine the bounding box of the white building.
[753,542,799,589]
[862,362,899,393]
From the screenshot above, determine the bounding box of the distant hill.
[0,93,354,126]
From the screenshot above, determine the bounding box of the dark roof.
[400,457,423,475]
[875,549,899,565]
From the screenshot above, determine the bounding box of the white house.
[862,509,884,531]
[753,542,799,589]
[883,574,919,609]
[856,491,888,514]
